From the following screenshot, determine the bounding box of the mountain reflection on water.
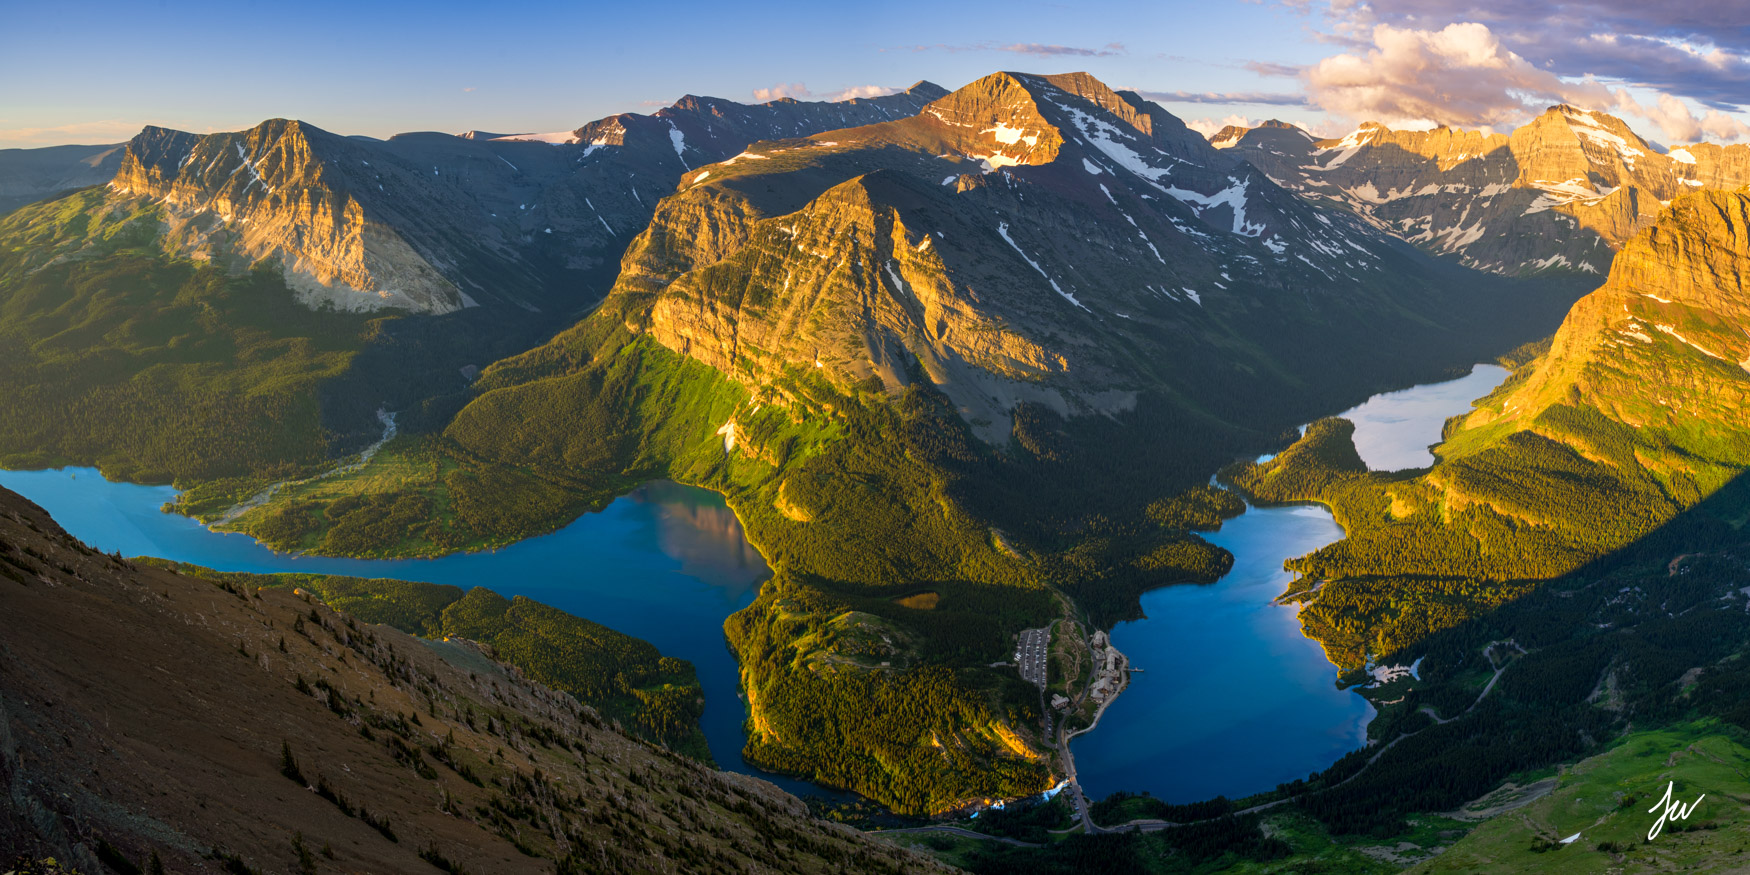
[631,480,769,598]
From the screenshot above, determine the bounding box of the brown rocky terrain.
[0,487,943,874]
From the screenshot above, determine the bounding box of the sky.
[3,0,1749,149]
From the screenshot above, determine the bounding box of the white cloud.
[824,85,899,102]
[1183,114,1255,137]
[753,82,812,102]
[1306,23,1606,129]
[752,83,901,104]
[0,119,147,147]
[1609,89,1750,143]
[1302,22,1750,144]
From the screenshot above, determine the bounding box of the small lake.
[0,470,838,798]
[1070,364,1509,803]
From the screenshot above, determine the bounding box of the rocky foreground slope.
[1220,106,1750,277]
[0,486,942,874]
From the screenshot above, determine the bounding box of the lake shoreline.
[1067,363,1510,805]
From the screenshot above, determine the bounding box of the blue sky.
[3,0,1748,148]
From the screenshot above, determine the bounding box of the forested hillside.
[1223,188,1750,668]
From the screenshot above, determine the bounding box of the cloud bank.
[1303,19,1750,142]
[752,83,902,103]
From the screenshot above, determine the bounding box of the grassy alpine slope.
[1222,188,1750,669]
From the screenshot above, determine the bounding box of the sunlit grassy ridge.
[1415,722,1750,874]
[1224,190,1750,668]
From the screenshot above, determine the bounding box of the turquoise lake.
[1070,364,1509,803]
[0,363,1509,807]
[0,471,844,799]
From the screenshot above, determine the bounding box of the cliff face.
[612,71,1532,440]
[1468,188,1750,445]
[112,120,467,313]
[81,84,954,317]
[0,486,943,874]
[1224,107,1750,276]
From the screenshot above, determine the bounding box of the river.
[1069,364,1509,803]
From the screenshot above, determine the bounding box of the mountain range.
[96,83,948,316]
[0,142,125,215]
[6,67,1750,867]
[1218,106,1750,276]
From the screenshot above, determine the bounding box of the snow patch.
[983,123,1039,147]
[1163,176,1266,237]
[996,221,1089,311]
[1655,323,1728,360]
[667,122,690,169]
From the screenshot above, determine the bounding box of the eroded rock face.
[1482,188,1750,437]
[615,70,1529,441]
[114,121,466,313]
[93,84,957,317]
[1223,106,1750,277]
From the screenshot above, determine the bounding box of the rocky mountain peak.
[919,71,1067,170]
[1210,125,1249,149]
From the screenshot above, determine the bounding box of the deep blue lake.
[1070,364,1509,803]
[1,363,1508,808]
[0,471,842,798]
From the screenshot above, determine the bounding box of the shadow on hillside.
[1288,466,1750,835]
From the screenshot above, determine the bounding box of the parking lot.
[1016,626,1051,688]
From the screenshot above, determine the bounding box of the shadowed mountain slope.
[0,143,124,215]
